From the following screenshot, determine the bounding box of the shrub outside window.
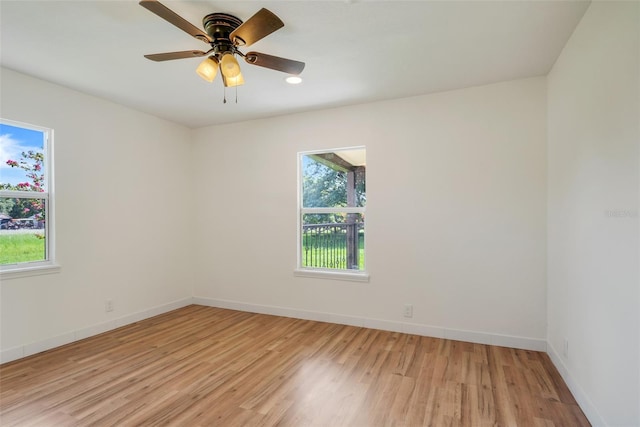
[0,119,55,274]
[297,147,366,278]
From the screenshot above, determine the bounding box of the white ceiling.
[0,0,590,129]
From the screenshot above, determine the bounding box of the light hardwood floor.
[1,305,590,426]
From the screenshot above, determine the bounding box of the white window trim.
[0,118,58,278]
[296,146,368,281]
[293,267,369,282]
[1,263,61,280]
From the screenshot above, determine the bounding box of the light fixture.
[220,53,241,78]
[196,56,219,82]
[285,76,302,85]
[223,72,245,87]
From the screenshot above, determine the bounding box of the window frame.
[0,118,58,278]
[295,146,369,282]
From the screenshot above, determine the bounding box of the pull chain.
[222,86,238,104]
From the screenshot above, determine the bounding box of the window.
[0,119,56,275]
[296,147,367,281]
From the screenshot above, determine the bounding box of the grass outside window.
[0,232,46,264]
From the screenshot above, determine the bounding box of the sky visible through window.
[0,123,45,188]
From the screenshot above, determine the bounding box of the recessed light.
[286,76,302,85]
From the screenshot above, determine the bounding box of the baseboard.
[0,297,194,364]
[192,296,547,352]
[546,341,607,427]
[1,295,547,363]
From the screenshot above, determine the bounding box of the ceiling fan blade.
[144,50,208,61]
[244,52,305,75]
[230,8,284,47]
[139,0,211,44]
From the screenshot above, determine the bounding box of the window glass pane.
[0,197,47,264]
[302,213,365,271]
[302,149,366,208]
[0,123,46,192]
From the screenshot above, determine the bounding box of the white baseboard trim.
[192,296,547,352]
[546,341,606,427]
[1,295,547,363]
[1,297,194,364]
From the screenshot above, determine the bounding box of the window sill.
[1,263,61,280]
[294,268,369,282]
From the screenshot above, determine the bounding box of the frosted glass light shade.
[196,57,219,82]
[220,53,241,78]
[223,72,245,87]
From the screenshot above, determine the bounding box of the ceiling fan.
[139,0,305,87]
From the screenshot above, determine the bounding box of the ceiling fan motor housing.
[203,13,243,47]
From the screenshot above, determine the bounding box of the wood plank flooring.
[0,305,590,426]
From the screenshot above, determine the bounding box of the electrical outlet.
[563,338,569,358]
[105,299,114,313]
[403,304,413,318]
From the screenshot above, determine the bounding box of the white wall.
[547,2,640,426]
[192,77,548,348]
[0,68,194,361]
